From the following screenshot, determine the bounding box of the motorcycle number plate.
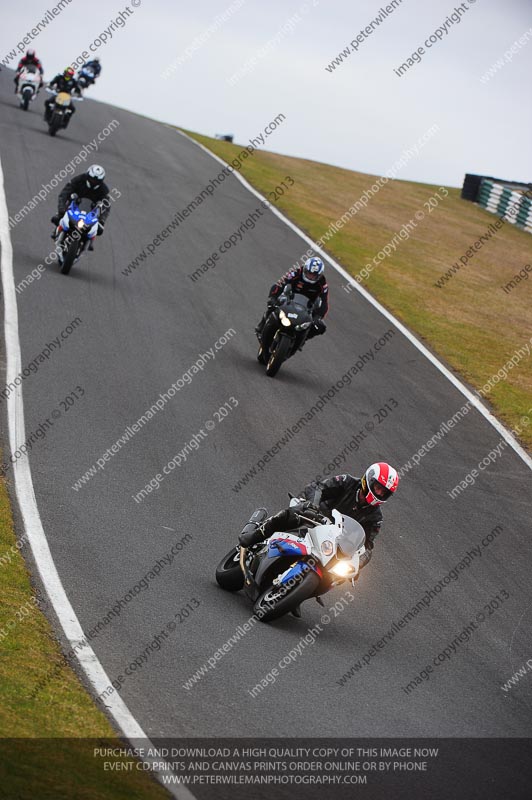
[287,313,297,318]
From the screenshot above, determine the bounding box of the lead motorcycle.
[53,195,101,275]
[257,285,320,377]
[215,494,366,622]
[17,66,41,110]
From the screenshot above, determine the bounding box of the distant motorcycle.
[44,88,82,136]
[77,66,95,89]
[257,285,320,377]
[17,66,41,110]
[216,495,366,622]
[53,196,101,275]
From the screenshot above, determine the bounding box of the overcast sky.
[2,0,531,186]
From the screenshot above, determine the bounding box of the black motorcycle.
[257,286,319,377]
[44,88,82,136]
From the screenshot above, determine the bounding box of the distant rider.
[239,462,399,577]
[14,49,44,92]
[80,57,101,84]
[44,68,82,128]
[51,165,110,251]
[256,256,329,344]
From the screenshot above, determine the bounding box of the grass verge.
[184,129,532,450]
[0,471,168,800]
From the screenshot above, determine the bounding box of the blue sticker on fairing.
[268,539,306,558]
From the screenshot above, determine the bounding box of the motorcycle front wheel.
[266,335,292,377]
[60,236,80,275]
[48,114,62,136]
[254,568,320,622]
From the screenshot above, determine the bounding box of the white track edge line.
[0,156,195,800]
[177,129,532,471]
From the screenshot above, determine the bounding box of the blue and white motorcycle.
[53,195,101,275]
[216,496,366,622]
[77,66,95,89]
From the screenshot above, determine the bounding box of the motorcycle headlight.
[330,561,355,577]
[296,321,311,331]
[279,310,291,327]
[77,220,85,229]
[321,540,334,556]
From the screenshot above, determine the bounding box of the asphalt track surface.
[0,71,531,769]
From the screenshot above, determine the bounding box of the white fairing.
[18,69,40,99]
[278,501,366,578]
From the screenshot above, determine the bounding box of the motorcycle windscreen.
[78,198,95,212]
[336,516,366,557]
[292,292,313,309]
[56,93,72,106]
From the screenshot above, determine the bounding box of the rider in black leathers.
[44,68,82,126]
[239,463,399,573]
[256,257,329,342]
[51,165,110,250]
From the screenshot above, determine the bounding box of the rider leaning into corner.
[239,462,399,577]
[51,165,111,251]
[256,256,329,345]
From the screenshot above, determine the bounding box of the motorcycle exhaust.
[239,546,247,577]
[239,507,267,582]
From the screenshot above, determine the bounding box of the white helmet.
[86,164,105,189]
[302,257,324,283]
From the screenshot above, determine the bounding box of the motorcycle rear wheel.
[257,343,267,364]
[215,547,245,591]
[254,568,320,622]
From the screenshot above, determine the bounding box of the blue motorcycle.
[77,66,95,89]
[54,195,101,275]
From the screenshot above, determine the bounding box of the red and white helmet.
[360,462,399,506]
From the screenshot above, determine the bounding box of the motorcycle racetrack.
[0,65,531,787]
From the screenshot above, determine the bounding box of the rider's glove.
[293,500,320,515]
[313,319,326,336]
